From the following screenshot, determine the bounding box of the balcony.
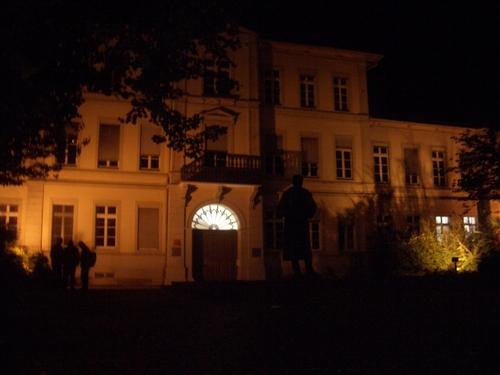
[181,152,262,184]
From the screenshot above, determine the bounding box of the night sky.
[238,1,500,128]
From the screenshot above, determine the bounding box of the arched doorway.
[191,204,238,281]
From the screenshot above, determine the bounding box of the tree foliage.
[450,128,500,201]
[0,0,240,185]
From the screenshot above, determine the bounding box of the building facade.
[0,29,489,285]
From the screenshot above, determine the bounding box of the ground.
[2,275,500,374]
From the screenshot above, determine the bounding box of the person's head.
[292,174,303,187]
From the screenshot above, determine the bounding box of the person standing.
[277,174,317,278]
[62,240,80,290]
[78,241,95,290]
[50,237,64,288]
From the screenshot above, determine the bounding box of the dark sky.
[237,1,500,128]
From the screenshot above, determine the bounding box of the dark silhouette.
[50,237,64,287]
[277,174,317,277]
[78,241,95,290]
[62,240,80,290]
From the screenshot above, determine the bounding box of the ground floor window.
[192,204,238,230]
[264,210,283,250]
[138,207,159,251]
[0,204,19,231]
[95,205,117,247]
[52,205,74,245]
[309,221,320,250]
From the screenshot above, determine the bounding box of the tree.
[450,128,500,228]
[0,0,240,186]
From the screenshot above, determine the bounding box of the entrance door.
[193,230,237,281]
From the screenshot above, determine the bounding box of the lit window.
[51,205,74,245]
[98,124,120,168]
[334,77,348,111]
[192,204,238,230]
[432,150,447,187]
[265,69,281,105]
[300,75,315,108]
[463,217,477,235]
[374,146,389,183]
[95,205,117,247]
[0,204,19,231]
[436,216,450,240]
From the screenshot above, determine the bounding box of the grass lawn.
[2,275,500,374]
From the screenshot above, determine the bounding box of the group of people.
[50,239,95,290]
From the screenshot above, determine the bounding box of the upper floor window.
[56,124,79,166]
[0,204,18,231]
[336,137,353,180]
[374,146,389,183]
[333,77,349,111]
[432,150,447,187]
[301,137,319,177]
[203,59,231,96]
[300,75,315,108]
[407,215,420,235]
[205,126,228,167]
[404,148,419,185]
[98,124,120,168]
[264,134,284,176]
[140,124,160,170]
[264,69,281,105]
[95,205,117,248]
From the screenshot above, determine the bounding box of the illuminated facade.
[1,29,489,285]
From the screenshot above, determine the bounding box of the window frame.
[98,123,121,169]
[95,203,119,250]
[301,136,319,178]
[0,202,20,232]
[333,76,349,111]
[300,74,316,108]
[203,59,232,96]
[309,221,321,251]
[137,205,161,252]
[264,68,282,105]
[374,145,390,183]
[432,150,447,187]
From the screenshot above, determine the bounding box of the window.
[309,221,320,250]
[432,150,446,186]
[300,75,315,108]
[51,205,74,245]
[264,134,284,176]
[374,146,389,183]
[404,148,419,184]
[98,124,120,168]
[138,207,159,251]
[436,216,450,240]
[376,215,393,228]
[0,204,18,231]
[336,137,352,179]
[301,137,319,177]
[140,124,161,170]
[205,126,228,167]
[407,215,420,235]
[264,69,281,105]
[264,211,284,250]
[339,215,354,251]
[203,59,231,96]
[463,217,477,235]
[56,125,79,166]
[95,205,117,247]
[334,77,348,111]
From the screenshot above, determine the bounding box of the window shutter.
[138,208,159,250]
[301,137,319,163]
[98,124,120,161]
[141,125,161,156]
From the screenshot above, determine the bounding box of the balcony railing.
[181,153,262,184]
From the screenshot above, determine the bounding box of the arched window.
[192,204,238,230]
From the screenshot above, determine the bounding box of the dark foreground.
[2,275,500,374]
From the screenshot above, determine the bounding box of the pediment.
[200,107,240,125]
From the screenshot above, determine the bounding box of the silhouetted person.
[78,241,95,290]
[277,174,317,277]
[63,240,80,290]
[50,237,64,287]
